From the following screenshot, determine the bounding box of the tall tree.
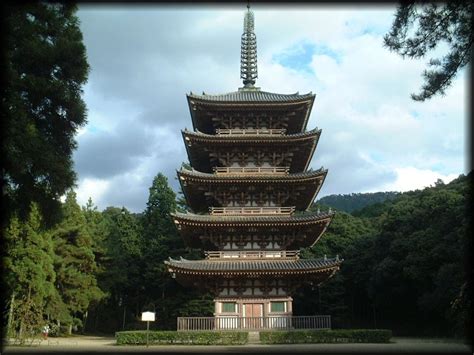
[97,206,143,331]
[4,203,57,342]
[141,174,181,308]
[2,3,89,225]
[81,198,109,332]
[52,191,104,334]
[141,173,211,329]
[384,1,472,101]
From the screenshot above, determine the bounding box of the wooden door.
[243,303,263,329]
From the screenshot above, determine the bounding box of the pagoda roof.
[178,167,326,183]
[165,256,341,275]
[187,90,315,135]
[172,210,333,225]
[187,90,315,103]
[178,168,327,213]
[182,129,321,173]
[172,210,334,249]
[183,128,321,143]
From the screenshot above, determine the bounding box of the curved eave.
[187,90,315,103]
[182,129,321,173]
[182,128,321,144]
[187,92,316,134]
[178,168,327,213]
[165,257,342,277]
[178,167,327,183]
[172,211,334,249]
[171,210,334,225]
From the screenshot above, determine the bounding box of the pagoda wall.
[216,279,292,297]
[214,296,293,319]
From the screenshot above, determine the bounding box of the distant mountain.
[316,191,400,213]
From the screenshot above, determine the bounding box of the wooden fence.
[177,316,331,331]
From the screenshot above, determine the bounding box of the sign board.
[141,311,155,322]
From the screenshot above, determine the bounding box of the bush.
[259,329,392,344]
[115,330,248,345]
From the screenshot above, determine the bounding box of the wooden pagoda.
[165,6,342,330]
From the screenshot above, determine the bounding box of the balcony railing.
[213,167,289,175]
[177,315,331,331]
[209,206,295,216]
[205,250,299,259]
[215,128,286,135]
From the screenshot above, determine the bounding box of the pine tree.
[384,1,472,101]
[2,3,90,224]
[99,206,143,330]
[141,174,182,306]
[52,191,104,334]
[4,203,57,342]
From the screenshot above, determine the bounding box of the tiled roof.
[165,257,341,272]
[172,211,334,224]
[187,90,315,103]
[182,128,321,143]
[178,167,327,182]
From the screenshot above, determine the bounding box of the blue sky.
[74,5,468,212]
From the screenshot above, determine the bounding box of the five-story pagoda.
[165,6,342,329]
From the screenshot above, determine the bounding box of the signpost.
[141,311,155,347]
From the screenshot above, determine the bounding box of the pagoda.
[165,6,342,329]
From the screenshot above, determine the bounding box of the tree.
[94,206,143,332]
[4,203,57,342]
[2,3,89,225]
[140,174,182,326]
[384,1,472,101]
[51,191,104,334]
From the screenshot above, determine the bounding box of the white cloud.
[378,167,459,192]
[76,178,111,208]
[75,5,468,212]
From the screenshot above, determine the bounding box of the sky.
[74,4,469,213]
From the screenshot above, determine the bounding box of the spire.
[240,3,258,89]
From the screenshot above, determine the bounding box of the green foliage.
[115,330,248,345]
[296,210,377,327]
[4,203,57,342]
[384,2,472,101]
[316,192,399,214]
[259,329,392,344]
[2,3,89,225]
[51,191,104,331]
[295,173,470,338]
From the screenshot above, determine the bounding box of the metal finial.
[240,4,257,88]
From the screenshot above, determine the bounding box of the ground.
[2,335,471,354]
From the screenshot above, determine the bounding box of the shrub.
[259,329,392,344]
[115,330,248,345]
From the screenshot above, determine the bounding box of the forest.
[4,172,472,339]
[2,2,471,344]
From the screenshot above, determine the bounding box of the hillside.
[298,172,471,337]
[316,191,400,213]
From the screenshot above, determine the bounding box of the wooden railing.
[177,315,331,331]
[216,128,286,135]
[213,167,289,175]
[205,250,299,259]
[209,206,295,216]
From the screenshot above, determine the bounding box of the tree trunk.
[122,305,126,330]
[7,292,15,338]
[82,310,88,334]
[68,324,72,335]
[372,301,377,328]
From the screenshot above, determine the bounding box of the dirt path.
[3,335,471,354]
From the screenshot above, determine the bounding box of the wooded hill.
[299,173,471,337]
[317,191,400,213]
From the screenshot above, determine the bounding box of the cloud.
[74,5,468,212]
[378,167,459,192]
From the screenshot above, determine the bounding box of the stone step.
[247,331,260,344]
